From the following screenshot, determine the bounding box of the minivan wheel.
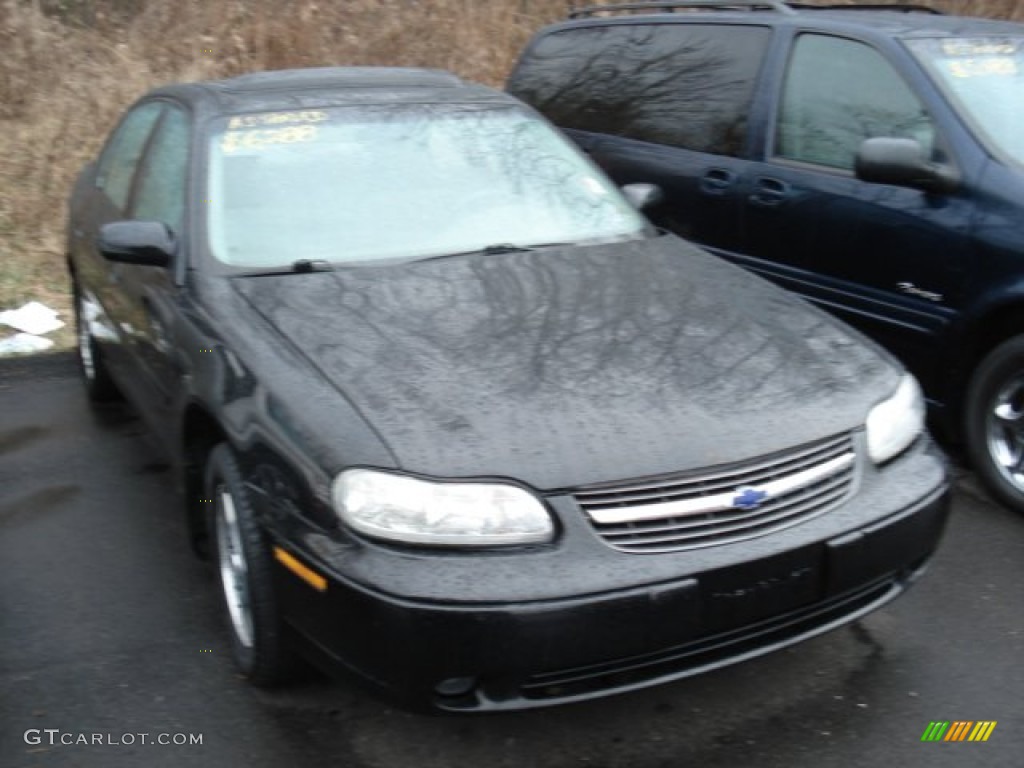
[205,443,295,686]
[73,281,120,402]
[966,336,1024,513]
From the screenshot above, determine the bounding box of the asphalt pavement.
[1,353,1022,768]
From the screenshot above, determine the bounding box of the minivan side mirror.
[621,182,664,211]
[855,138,960,194]
[97,221,175,267]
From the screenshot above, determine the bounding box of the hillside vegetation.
[1,0,1021,348]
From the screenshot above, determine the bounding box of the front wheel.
[204,443,295,685]
[965,336,1024,514]
[73,280,120,402]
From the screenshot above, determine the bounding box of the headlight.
[865,374,925,464]
[332,469,554,546]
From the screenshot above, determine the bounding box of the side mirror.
[855,138,960,194]
[621,182,664,211]
[97,221,175,267]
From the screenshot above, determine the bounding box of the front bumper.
[272,442,949,711]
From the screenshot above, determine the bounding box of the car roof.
[142,66,518,118]
[550,4,1024,40]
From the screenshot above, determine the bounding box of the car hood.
[230,236,898,490]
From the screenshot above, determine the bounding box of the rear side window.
[510,23,771,156]
[776,34,935,170]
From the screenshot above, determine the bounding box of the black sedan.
[67,67,949,712]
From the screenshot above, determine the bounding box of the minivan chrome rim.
[77,296,95,381]
[987,376,1024,489]
[216,487,254,648]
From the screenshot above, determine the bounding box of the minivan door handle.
[749,177,791,207]
[700,168,737,196]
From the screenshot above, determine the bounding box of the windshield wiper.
[414,243,539,264]
[233,259,336,277]
[478,244,534,255]
[291,259,334,273]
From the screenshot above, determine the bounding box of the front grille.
[575,433,857,553]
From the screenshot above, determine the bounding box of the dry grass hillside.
[1,0,1021,350]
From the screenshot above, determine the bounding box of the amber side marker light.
[273,546,328,592]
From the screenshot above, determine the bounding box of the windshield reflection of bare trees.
[308,103,619,223]
[441,108,628,228]
[217,104,639,262]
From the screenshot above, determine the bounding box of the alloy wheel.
[986,375,1024,491]
[216,486,254,648]
[77,295,95,381]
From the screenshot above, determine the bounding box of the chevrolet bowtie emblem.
[731,486,769,510]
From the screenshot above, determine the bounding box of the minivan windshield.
[206,105,646,268]
[907,37,1024,167]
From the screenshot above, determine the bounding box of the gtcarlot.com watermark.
[24,729,202,747]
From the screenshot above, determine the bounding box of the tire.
[204,443,295,686]
[73,279,120,403]
[965,335,1024,514]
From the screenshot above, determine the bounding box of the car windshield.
[907,36,1024,167]
[206,105,646,268]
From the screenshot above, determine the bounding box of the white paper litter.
[0,332,56,356]
[0,301,65,335]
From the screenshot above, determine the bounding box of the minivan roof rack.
[567,1,943,18]
[787,3,943,12]
[567,1,797,19]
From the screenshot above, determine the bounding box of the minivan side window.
[510,24,772,156]
[776,34,935,170]
[131,105,191,233]
[96,102,164,212]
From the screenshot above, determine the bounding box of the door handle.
[748,178,791,207]
[700,168,737,196]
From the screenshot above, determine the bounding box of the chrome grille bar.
[575,433,857,553]
[576,433,851,505]
[587,452,853,524]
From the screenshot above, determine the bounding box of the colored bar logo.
[921,721,997,742]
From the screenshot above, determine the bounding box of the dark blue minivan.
[508,1,1024,512]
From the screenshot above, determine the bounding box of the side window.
[776,35,935,170]
[132,106,190,233]
[96,102,164,211]
[510,24,772,157]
